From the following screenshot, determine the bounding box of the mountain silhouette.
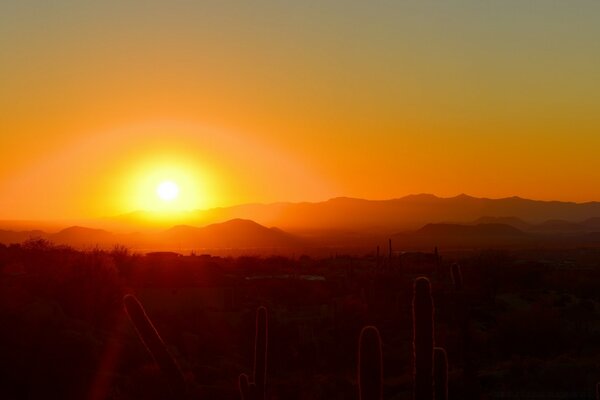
[51,226,117,246]
[469,216,533,231]
[393,223,532,249]
[107,194,600,233]
[415,223,526,237]
[530,219,588,233]
[3,194,600,252]
[0,220,301,251]
[159,219,301,249]
[0,229,46,244]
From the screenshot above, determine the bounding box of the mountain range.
[2,194,600,252]
[0,219,300,252]
[104,194,600,233]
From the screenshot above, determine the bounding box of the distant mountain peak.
[160,218,299,249]
[400,193,440,201]
[57,226,109,235]
[222,218,262,225]
[204,218,268,230]
[452,193,474,199]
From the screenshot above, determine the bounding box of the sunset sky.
[1,1,600,220]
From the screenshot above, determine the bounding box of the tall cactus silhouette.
[239,306,268,400]
[433,347,448,400]
[413,277,434,400]
[450,263,463,291]
[358,326,383,400]
[356,278,450,400]
[123,294,187,397]
[450,262,479,399]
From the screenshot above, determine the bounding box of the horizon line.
[2,192,600,223]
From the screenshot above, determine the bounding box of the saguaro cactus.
[239,306,268,400]
[450,263,463,291]
[450,262,479,399]
[123,294,187,397]
[413,277,434,400]
[433,347,448,400]
[358,326,383,400]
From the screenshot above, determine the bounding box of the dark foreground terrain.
[1,239,599,399]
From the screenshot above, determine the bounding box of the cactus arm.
[433,347,448,400]
[358,326,383,400]
[413,277,434,400]
[123,294,187,397]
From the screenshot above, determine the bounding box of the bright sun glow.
[156,181,179,201]
[119,154,214,215]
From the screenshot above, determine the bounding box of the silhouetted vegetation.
[358,326,383,400]
[413,277,434,400]
[238,306,268,400]
[124,294,188,397]
[433,348,448,400]
[0,240,599,399]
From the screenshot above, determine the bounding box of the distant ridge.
[532,219,588,233]
[3,194,600,252]
[2,217,600,253]
[6,194,600,234]
[166,194,600,233]
[52,226,115,245]
[393,223,533,249]
[0,219,301,251]
[159,218,301,248]
[469,216,532,231]
[416,222,526,237]
[0,229,45,244]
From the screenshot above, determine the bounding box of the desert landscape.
[1,1,600,399]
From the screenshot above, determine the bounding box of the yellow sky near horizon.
[1,1,600,219]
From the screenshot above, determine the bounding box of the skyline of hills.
[112,193,600,232]
[2,193,600,252]
[5,193,600,229]
[20,193,600,232]
[0,219,302,252]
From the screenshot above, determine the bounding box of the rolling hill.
[158,219,302,249]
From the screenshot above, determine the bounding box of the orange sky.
[1,1,600,219]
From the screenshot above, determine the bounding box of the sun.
[121,155,214,213]
[156,181,179,202]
